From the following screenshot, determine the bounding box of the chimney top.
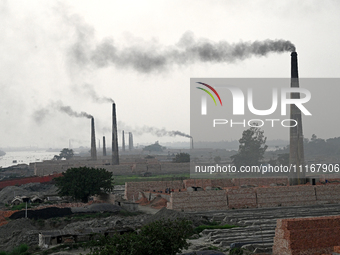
[291,51,297,57]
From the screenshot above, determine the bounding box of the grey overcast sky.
[1,0,340,148]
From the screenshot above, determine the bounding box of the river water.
[0,151,57,168]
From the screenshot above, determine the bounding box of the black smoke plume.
[82,83,114,103]
[33,101,92,123]
[117,122,191,138]
[70,30,296,73]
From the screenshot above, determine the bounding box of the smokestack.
[91,117,97,160]
[191,137,194,149]
[112,103,119,165]
[289,52,306,185]
[103,136,106,157]
[129,132,134,151]
[122,130,125,151]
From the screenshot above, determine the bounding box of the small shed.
[11,196,23,205]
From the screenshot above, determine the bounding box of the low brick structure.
[273,215,340,255]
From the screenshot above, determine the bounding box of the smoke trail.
[117,122,191,138]
[82,83,114,103]
[33,108,50,124]
[70,30,296,73]
[54,101,92,118]
[33,101,92,123]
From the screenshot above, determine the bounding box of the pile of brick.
[233,177,289,187]
[0,210,18,227]
[273,215,340,255]
[226,187,257,209]
[167,190,227,211]
[256,185,316,208]
[35,202,91,210]
[315,185,340,204]
[322,246,340,255]
[136,192,150,206]
[150,196,168,209]
[125,180,184,200]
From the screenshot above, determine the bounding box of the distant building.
[143,141,166,152]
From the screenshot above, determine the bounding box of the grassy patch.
[11,203,31,211]
[194,224,238,234]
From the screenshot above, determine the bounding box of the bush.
[173,153,190,163]
[88,218,193,255]
[229,247,243,255]
[11,203,31,211]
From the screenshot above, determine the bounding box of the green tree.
[231,125,268,169]
[173,152,190,163]
[88,218,193,255]
[54,167,114,203]
[214,156,222,164]
[53,148,74,160]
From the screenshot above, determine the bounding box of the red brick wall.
[273,215,340,255]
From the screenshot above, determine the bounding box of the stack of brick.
[211,179,234,188]
[256,185,316,208]
[183,179,212,189]
[124,180,184,200]
[315,185,340,204]
[167,190,227,212]
[226,187,257,209]
[273,215,340,255]
[233,177,289,187]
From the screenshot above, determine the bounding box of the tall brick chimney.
[289,52,306,185]
[112,103,119,165]
[129,132,133,151]
[91,117,97,160]
[122,130,125,151]
[103,136,106,157]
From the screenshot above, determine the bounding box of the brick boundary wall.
[273,215,340,255]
